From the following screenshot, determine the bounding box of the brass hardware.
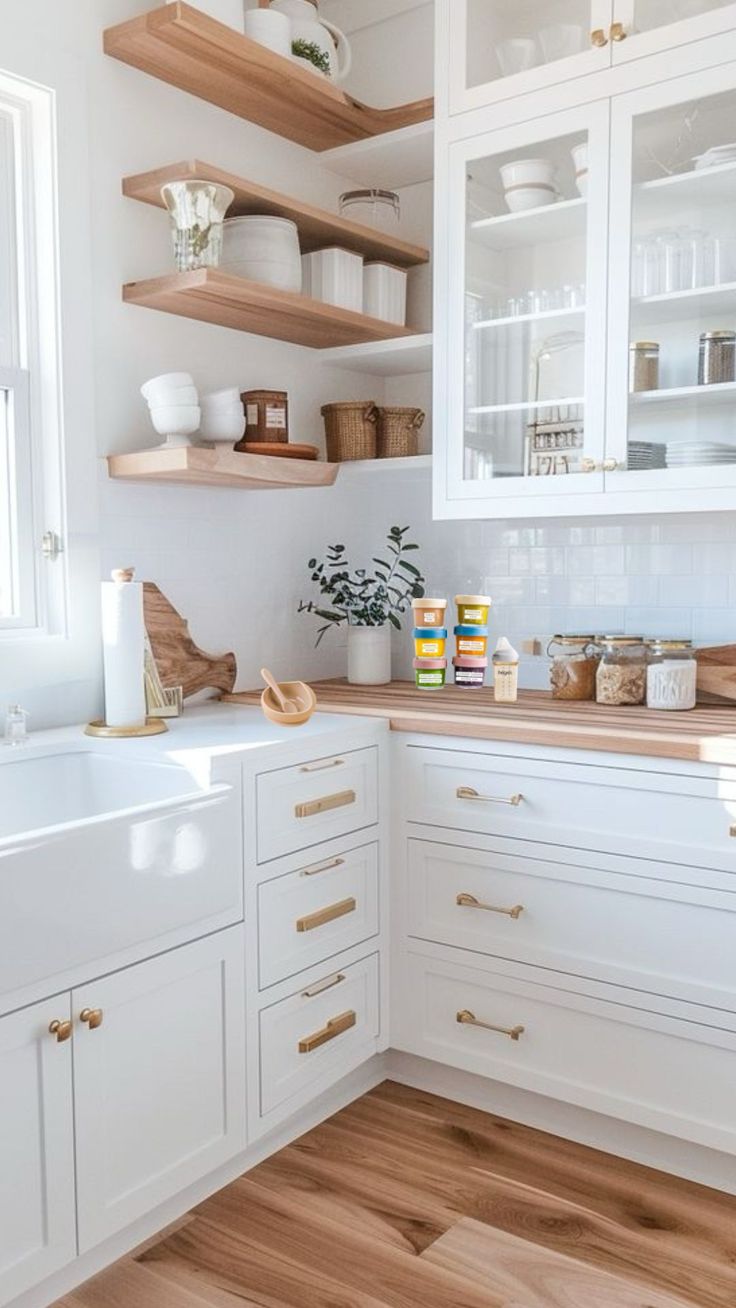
[581,457,598,472]
[79,1007,103,1029]
[296,897,356,933]
[456,893,524,919]
[610,20,627,40]
[456,1009,525,1041]
[590,27,608,45]
[299,1009,356,1053]
[456,786,523,807]
[602,457,620,472]
[295,789,356,819]
[49,1019,72,1043]
[299,758,345,774]
[730,824,736,838]
[301,972,345,999]
[300,857,345,878]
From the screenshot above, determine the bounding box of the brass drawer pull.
[49,1019,72,1043]
[457,786,523,807]
[299,1009,356,1053]
[610,20,627,40]
[301,972,345,999]
[457,1009,524,1041]
[295,789,356,819]
[80,1007,103,1029]
[296,897,356,933]
[300,758,345,774]
[456,893,524,919]
[300,857,345,877]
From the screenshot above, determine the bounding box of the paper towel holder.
[87,566,168,737]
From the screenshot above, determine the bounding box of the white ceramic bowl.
[200,388,242,411]
[505,185,558,213]
[149,404,201,437]
[145,384,199,408]
[141,372,194,403]
[222,216,302,292]
[500,158,556,189]
[199,409,246,443]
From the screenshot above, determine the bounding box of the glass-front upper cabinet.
[606,61,736,493]
[611,0,736,63]
[438,105,609,517]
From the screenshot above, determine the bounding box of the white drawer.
[258,841,379,990]
[399,950,736,1155]
[257,747,378,863]
[407,839,736,1013]
[259,953,379,1116]
[404,745,736,871]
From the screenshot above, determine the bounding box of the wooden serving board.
[143,583,236,698]
[696,644,736,703]
[224,680,736,766]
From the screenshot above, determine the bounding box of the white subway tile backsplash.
[657,575,729,608]
[625,544,694,575]
[566,545,625,576]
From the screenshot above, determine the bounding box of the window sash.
[0,364,35,630]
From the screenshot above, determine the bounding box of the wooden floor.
[58,1081,736,1308]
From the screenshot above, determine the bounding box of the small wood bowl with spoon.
[260,667,317,726]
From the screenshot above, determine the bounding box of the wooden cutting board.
[143,583,237,698]
[696,644,736,703]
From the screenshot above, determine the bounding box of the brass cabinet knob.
[590,27,608,45]
[80,1007,103,1029]
[49,1019,72,1043]
[581,457,598,473]
[602,458,620,471]
[610,21,627,39]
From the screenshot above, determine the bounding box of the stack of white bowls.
[500,158,558,213]
[221,216,302,292]
[200,388,246,445]
[140,372,200,448]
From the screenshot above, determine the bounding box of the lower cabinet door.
[0,996,76,1306]
[73,928,246,1252]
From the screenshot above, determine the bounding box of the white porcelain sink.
[0,749,205,840]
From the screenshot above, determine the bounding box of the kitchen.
[2,1,736,1306]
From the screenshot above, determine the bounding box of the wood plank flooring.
[56,1081,736,1308]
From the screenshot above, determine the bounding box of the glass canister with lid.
[547,635,599,701]
[645,640,697,711]
[595,637,648,705]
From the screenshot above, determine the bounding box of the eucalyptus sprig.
[292,38,331,75]
[298,526,425,645]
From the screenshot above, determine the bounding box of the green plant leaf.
[397,559,421,577]
[388,612,401,630]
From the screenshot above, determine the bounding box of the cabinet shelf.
[474,306,585,331]
[636,159,736,220]
[319,333,433,375]
[122,269,415,348]
[123,160,429,269]
[321,120,435,189]
[103,2,433,153]
[630,380,736,407]
[106,446,338,489]
[632,282,736,324]
[470,198,586,251]
[469,396,584,416]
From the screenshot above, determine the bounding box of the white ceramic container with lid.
[363,262,407,325]
[301,247,364,311]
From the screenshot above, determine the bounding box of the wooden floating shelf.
[103,2,433,152]
[122,268,416,348]
[123,160,429,269]
[107,445,339,489]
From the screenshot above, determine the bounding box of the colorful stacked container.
[412,598,448,689]
[453,594,491,688]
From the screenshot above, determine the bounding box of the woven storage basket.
[376,406,425,458]
[321,401,378,462]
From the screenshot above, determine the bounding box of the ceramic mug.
[243,5,292,57]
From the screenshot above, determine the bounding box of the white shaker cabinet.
[0,998,76,1306]
[73,928,246,1252]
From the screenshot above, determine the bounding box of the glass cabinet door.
[450,0,613,114]
[606,62,736,492]
[442,105,609,512]
[611,0,736,62]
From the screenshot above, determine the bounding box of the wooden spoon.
[261,667,299,714]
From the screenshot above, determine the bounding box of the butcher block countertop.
[225,680,736,766]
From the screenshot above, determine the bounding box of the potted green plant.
[298,526,425,684]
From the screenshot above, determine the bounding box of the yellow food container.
[413,627,448,659]
[455,594,491,626]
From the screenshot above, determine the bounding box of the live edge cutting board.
[696,644,736,703]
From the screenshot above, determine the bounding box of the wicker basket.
[376,406,425,459]
[321,402,378,462]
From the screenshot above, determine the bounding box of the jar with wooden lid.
[547,635,599,701]
[241,389,289,443]
[629,342,659,393]
[645,640,697,711]
[596,637,647,705]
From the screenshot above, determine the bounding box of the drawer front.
[407,839,736,1012]
[259,953,379,1116]
[257,747,378,863]
[404,745,736,871]
[258,841,379,989]
[400,951,736,1154]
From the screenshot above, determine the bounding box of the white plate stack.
[693,144,736,170]
[666,441,736,466]
[628,441,666,469]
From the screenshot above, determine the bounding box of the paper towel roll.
[101,568,147,728]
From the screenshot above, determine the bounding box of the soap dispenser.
[4,704,28,746]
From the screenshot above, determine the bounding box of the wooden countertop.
[225,681,736,766]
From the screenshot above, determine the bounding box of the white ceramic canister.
[363,262,407,325]
[347,624,391,686]
[302,247,364,311]
[270,0,351,80]
[221,216,302,292]
[243,5,292,56]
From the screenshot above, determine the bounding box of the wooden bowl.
[260,680,317,726]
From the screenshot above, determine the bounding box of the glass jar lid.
[550,634,595,645]
[700,330,736,340]
[645,639,694,652]
[599,635,644,647]
[630,341,659,350]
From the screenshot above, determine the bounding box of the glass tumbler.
[161,180,235,272]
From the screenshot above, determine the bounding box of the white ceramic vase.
[347,624,391,686]
[270,0,351,80]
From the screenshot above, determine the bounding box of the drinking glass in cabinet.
[463,131,591,482]
[465,0,590,95]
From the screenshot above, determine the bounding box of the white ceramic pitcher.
[270,0,352,81]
